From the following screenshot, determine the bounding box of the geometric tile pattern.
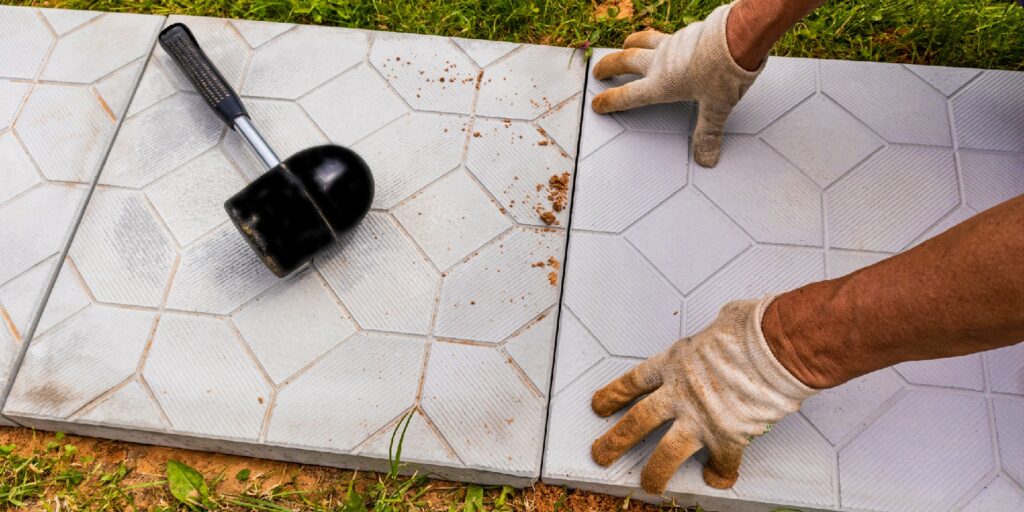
[0,6,163,424]
[544,52,1024,511]
[5,13,584,485]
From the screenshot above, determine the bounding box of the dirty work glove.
[591,2,762,167]
[591,297,815,494]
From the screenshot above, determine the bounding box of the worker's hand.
[591,2,762,167]
[591,297,815,494]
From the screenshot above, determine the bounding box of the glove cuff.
[747,296,815,402]
[704,2,765,84]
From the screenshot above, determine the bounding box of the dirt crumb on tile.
[473,131,481,137]
[538,210,557,225]
[532,261,546,268]
[475,69,485,90]
[547,256,560,270]
[548,271,558,286]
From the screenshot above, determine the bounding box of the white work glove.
[591,2,762,167]
[591,297,815,494]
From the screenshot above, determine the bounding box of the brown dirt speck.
[548,271,559,286]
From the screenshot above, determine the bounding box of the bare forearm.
[726,0,826,70]
[763,194,1024,389]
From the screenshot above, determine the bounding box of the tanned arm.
[765,194,1024,389]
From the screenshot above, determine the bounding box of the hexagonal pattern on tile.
[827,145,958,252]
[994,397,1024,486]
[961,475,1024,512]
[904,64,980,97]
[6,305,154,419]
[572,130,687,233]
[232,269,356,384]
[165,224,278,315]
[477,45,586,120]
[822,60,951,146]
[761,95,883,188]
[40,8,100,35]
[316,213,438,335]
[895,354,984,391]
[299,64,408,146]
[563,233,682,358]
[354,113,468,209]
[0,80,30,131]
[421,341,546,475]
[41,13,154,83]
[0,7,53,79]
[839,390,992,512]
[800,369,903,445]
[550,308,607,395]
[452,38,519,68]
[77,380,165,431]
[731,414,834,507]
[244,25,366,100]
[144,313,272,441]
[370,32,477,115]
[393,169,512,271]
[145,149,245,246]
[0,255,89,340]
[15,84,115,183]
[466,118,575,227]
[827,250,889,279]
[625,188,750,296]
[986,344,1024,395]
[267,333,424,451]
[695,137,822,246]
[952,70,1024,152]
[686,245,824,334]
[356,410,456,464]
[726,57,816,134]
[12,18,583,485]
[435,228,563,343]
[70,188,177,308]
[0,184,85,285]
[0,132,40,205]
[960,150,1024,212]
[101,93,224,188]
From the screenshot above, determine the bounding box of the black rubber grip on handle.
[159,23,247,125]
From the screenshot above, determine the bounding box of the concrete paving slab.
[4,14,585,485]
[544,49,1024,511]
[0,6,163,425]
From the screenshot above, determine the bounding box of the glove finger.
[692,101,733,168]
[623,29,669,49]
[591,391,673,466]
[640,421,702,495]
[703,439,746,489]
[592,48,654,80]
[592,352,665,416]
[591,77,660,114]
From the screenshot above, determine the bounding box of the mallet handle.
[158,23,280,169]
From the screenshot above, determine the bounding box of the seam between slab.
[537,47,589,483]
[0,15,168,418]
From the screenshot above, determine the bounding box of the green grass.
[6,0,1024,69]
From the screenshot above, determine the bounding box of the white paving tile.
[822,60,951,146]
[12,17,580,484]
[549,56,1019,510]
[952,70,1024,153]
[356,410,457,465]
[477,45,585,120]
[453,38,519,68]
[393,169,512,271]
[232,269,356,384]
[0,7,159,425]
[827,145,958,252]
[145,149,245,246]
[839,390,992,512]
[144,313,272,441]
[961,475,1024,512]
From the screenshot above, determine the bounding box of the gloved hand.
[591,297,815,494]
[591,2,763,167]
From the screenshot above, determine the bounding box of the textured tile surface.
[0,7,162,424]
[545,55,1024,511]
[5,14,584,484]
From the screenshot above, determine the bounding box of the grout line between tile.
[537,52,590,482]
[0,16,168,415]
